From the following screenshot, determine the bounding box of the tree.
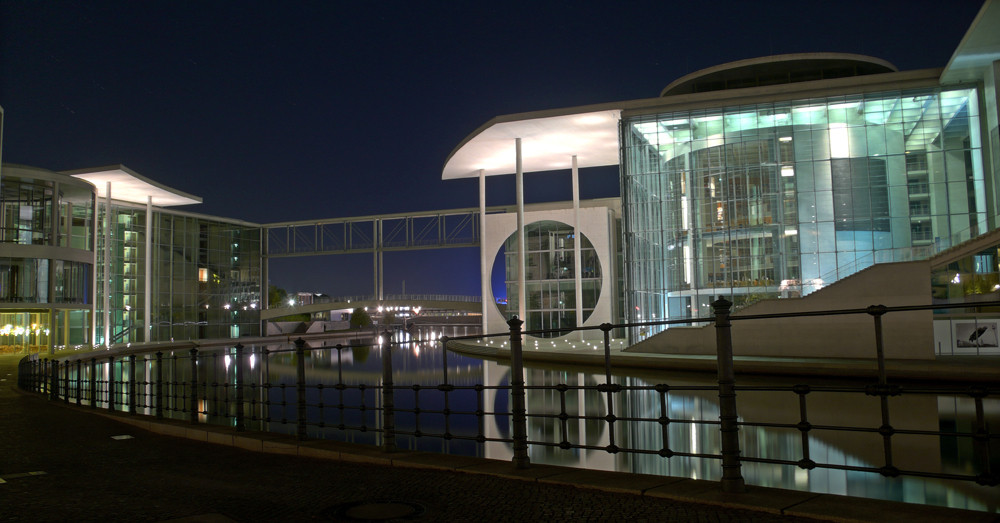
[349,307,372,329]
[268,285,288,308]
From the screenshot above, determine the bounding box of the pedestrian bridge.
[260,294,482,320]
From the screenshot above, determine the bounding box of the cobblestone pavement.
[0,355,825,522]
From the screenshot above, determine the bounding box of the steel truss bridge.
[261,205,513,307]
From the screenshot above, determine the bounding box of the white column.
[372,220,378,300]
[515,138,526,323]
[572,155,583,338]
[103,182,111,346]
[479,169,488,332]
[145,196,152,342]
[378,219,384,300]
[91,195,98,344]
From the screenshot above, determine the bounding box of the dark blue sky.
[0,1,985,296]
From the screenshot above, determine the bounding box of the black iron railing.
[16,300,1000,496]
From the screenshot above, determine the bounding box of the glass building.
[0,165,96,352]
[619,59,986,338]
[95,204,262,345]
[444,34,1000,344]
[0,163,263,352]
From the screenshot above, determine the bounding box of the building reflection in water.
[108,332,996,513]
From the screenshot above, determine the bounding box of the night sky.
[0,1,985,297]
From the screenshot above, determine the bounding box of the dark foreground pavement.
[1,354,994,523]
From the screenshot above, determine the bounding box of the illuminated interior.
[621,86,985,338]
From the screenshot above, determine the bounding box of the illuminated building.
[0,161,262,352]
[444,2,1000,342]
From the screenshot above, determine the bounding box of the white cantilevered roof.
[62,165,202,207]
[442,108,622,180]
[941,0,1000,85]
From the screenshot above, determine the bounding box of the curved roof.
[62,164,202,207]
[660,53,898,97]
[442,107,621,180]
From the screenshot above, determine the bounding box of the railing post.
[866,304,898,477]
[107,356,115,411]
[189,348,199,424]
[75,359,82,406]
[63,360,70,403]
[867,305,889,386]
[381,329,396,452]
[128,354,137,414]
[155,351,164,419]
[294,338,308,440]
[507,316,530,469]
[235,344,245,431]
[48,359,57,400]
[89,358,97,408]
[712,298,745,493]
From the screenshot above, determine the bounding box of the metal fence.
[17,299,1000,495]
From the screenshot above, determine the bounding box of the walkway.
[0,354,994,522]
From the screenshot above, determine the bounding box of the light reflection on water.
[141,327,998,513]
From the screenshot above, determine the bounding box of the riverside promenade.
[1,353,995,522]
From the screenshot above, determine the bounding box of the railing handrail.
[17,297,1000,506]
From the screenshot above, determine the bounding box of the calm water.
[133,326,997,513]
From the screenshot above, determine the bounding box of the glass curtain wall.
[621,86,985,340]
[0,169,96,351]
[95,208,262,344]
[149,213,261,341]
[503,220,602,337]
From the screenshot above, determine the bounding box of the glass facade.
[621,86,986,338]
[95,206,262,344]
[0,167,96,352]
[502,220,602,337]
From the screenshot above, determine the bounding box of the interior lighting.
[829,123,850,158]
[661,118,689,127]
[952,273,962,284]
[779,136,793,142]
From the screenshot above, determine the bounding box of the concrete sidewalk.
[1,354,995,522]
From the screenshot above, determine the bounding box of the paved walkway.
[1,354,995,522]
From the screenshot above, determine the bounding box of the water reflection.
[78,327,998,513]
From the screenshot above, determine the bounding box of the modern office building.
[0,162,262,353]
[443,1,1000,341]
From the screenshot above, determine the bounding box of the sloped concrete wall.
[628,260,935,360]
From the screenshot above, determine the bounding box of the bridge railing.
[16,300,1000,500]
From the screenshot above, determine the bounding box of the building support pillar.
[479,169,488,332]
[145,196,152,342]
[515,138,526,324]
[103,182,111,347]
[572,155,583,338]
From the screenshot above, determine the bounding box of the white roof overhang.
[941,0,1000,85]
[442,107,622,180]
[62,165,202,207]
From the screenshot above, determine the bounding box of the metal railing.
[17,300,1000,497]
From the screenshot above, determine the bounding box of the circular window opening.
[491,220,602,338]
